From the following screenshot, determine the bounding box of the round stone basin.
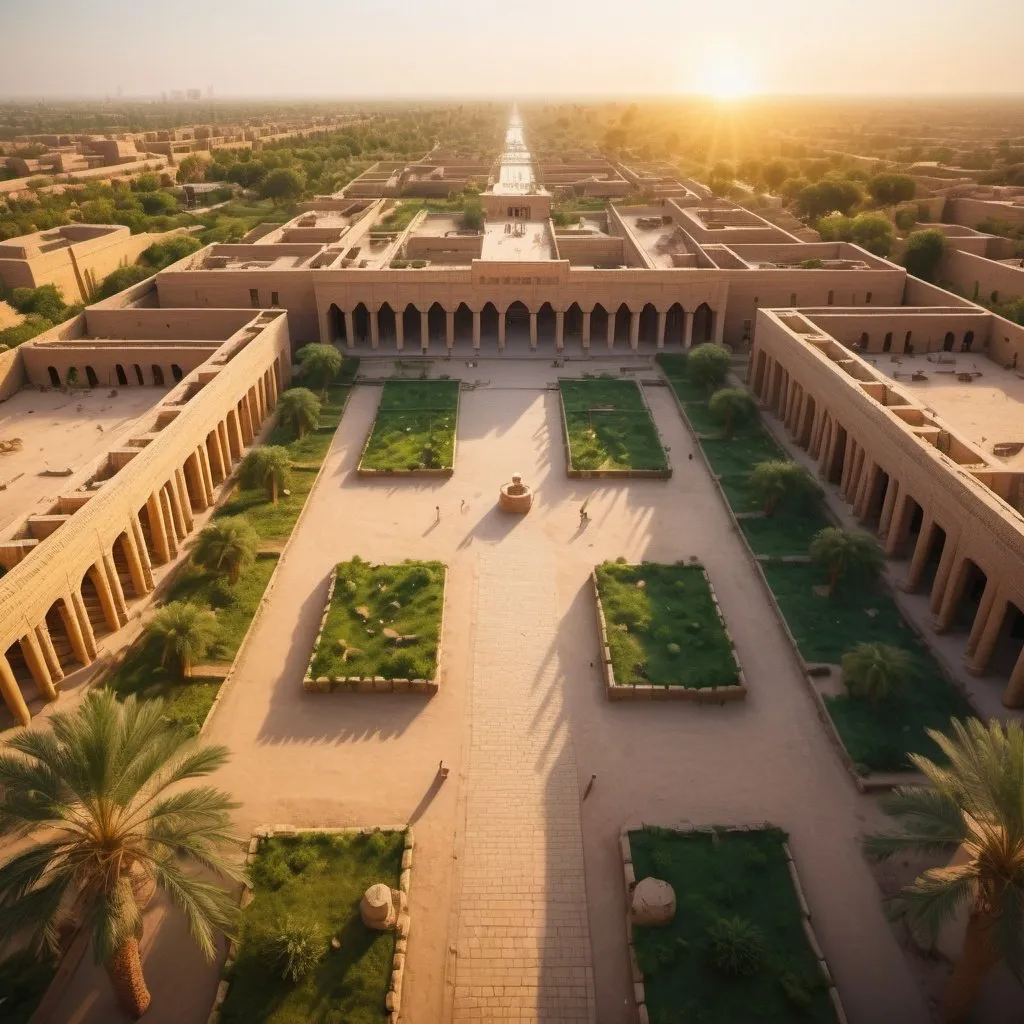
[499,473,533,513]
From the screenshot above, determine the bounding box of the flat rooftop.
[872,351,1024,469]
[480,221,553,261]
[622,210,694,269]
[0,386,165,538]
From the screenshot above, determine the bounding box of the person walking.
[435,505,441,522]
[579,496,590,525]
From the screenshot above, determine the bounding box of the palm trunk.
[764,495,778,517]
[106,939,151,1019]
[941,910,1000,1022]
[828,564,841,596]
[270,477,278,504]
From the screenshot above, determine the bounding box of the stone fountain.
[499,472,533,513]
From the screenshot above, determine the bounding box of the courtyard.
[37,354,944,1024]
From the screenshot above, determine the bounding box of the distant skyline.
[3,0,1024,100]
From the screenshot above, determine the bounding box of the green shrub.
[262,916,327,983]
[706,915,765,977]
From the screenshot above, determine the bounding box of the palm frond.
[149,860,239,960]
[993,885,1024,984]
[892,864,977,946]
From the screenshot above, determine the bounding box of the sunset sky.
[2,0,1023,99]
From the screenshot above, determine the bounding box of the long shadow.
[456,504,524,549]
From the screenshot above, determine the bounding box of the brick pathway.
[453,542,596,1021]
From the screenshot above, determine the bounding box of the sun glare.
[702,59,757,102]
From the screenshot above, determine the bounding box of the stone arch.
[427,302,446,343]
[329,303,346,343]
[80,566,113,637]
[171,364,183,382]
[47,365,61,387]
[504,300,530,348]
[859,331,869,350]
[45,597,83,672]
[564,302,583,344]
[377,302,397,343]
[85,365,99,388]
[692,303,713,344]
[536,302,556,345]
[591,303,609,342]
[943,331,955,352]
[112,531,142,599]
[638,303,658,347]
[152,364,165,386]
[2,642,32,701]
[454,302,473,345]
[115,364,128,386]
[613,303,631,345]
[352,302,371,344]
[665,303,685,347]
[134,363,144,385]
[480,302,499,346]
[402,303,421,346]
[962,329,975,352]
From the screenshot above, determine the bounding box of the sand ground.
[44,356,939,1023]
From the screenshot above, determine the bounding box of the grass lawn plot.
[359,379,459,472]
[310,558,445,681]
[596,561,738,689]
[220,830,404,1024]
[629,825,838,1024]
[559,377,668,473]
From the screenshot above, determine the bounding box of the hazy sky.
[3,0,1023,99]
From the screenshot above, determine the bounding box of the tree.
[0,691,241,1019]
[96,264,151,300]
[10,284,66,322]
[868,173,916,207]
[903,229,947,282]
[708,388,756,439]
[137,190,178,216]
[191,517,259,585]
[763,160,790,193]
[809,526,884,596]
[276,387,321,440]
[175,155,206,184]
[841,642,914,705]
[461,195,484,231]
[240,445,291,503]
[260,167,305,204]
[796,178,862,221]
[687,343,732,392]
[865,718,1024,1022]
[130,173,160,192]
[748,460,821,516]
[849,212,896,257]
[296,343,341,395]
[816,213,854,242]
[146,601,219,678]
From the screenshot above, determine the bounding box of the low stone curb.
[207,824,414,1024]
[592,565,747,703]
[302,565,447,696]
[355,380,460,477]
[619,822,848,1024]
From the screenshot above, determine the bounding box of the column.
[35,623,63,685]
[656,310,667,350]
[0,655,30,727]
[255,377,266,423]
[246,389,260,435]
[965,581,1002,666]
[555,310,564,351]
[790,390,807,440]
[498,310,506,350]
[822,419,839,480]
[174,468,194,531]
[370,309,380,350]
[21,631,56,701]
[266,367,278,406]
[854,460,878,520]
[90,563,121,633]
[1002,647,1024,708]
[102,553,129,627]
[839,436,857,497]
[196,446,215,507]
[606,314,615,350]
[227,409,244,457]
[529,311,538,349]
[127,516,153,593]
[683,311,694,350]
[165,479,186,543]
[472,310,481,350]
[903,514,935,591]
[208,431,227,484]
[629,311,640,350]
[809,405,826,458]
[446,310,455,350]
[935,557,971,633]
[878,476,899,537]
[71,590,98,660]
[147,491,171,564]
[60,594,91,666]
[238,399,253,444]
[343,310,354,349]
[396,314,405,351]
[885,490,911,556]
[929,536,960,614]
[159,488,178,557]
[713,309,725,345]
[582,311,591,349]
[420,310,429,350]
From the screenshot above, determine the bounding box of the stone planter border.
[558,377,673,480]
[356,381,460,478]
[619,822,848,1024]
[593,564,746,702]
[302,564,447,695]
[208,824,414,1024]
[663,376,928,792]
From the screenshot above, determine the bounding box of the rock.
[635,580,646,589]
[812,584,831,598]
[397,634,419,646]
[382,627,401,640]
[355,606,370,620]
[330,936,341,950]
[360,883,400,930]
[388,600,402,611]
[667,642,680,655]
[630,877,676,927]
[865,607,878,618]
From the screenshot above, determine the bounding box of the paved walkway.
[453,544,595,1021]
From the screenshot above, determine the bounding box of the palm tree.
[841,642,914,705]
[239,445,291,503]
[708,388,756,439]
[865,718,1024,1022]
[147,601,219,678]
[0,691,241,1019]
[748,460,822,516]
[810,526,884,596]
[191,516,259,584]
[276,387,321,440]
[296,343,341,397]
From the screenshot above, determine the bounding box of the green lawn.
[740,506,833,558]
[0,950,57,1024]
[596,562,738,689]
[360,379,459,472]
[104,556,278,731]
[763,563,973,772]
[221,831,403,1024]
[311,559,445,681]
[560,377,668,472]
[630,826,837,1024]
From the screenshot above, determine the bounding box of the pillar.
[21,630,57,700]
[935,557,971,633]
[172,468,194,531]
[71,590,98,660]
[165,479,186,543]
[127,516,152,593]
[446,310,455,349]
[255,377,266,423]
[90,563,121,633]
[885,490,911,556]
[629,311,640,350]
[683,311,694,349]
[582,311,591,348]
[656,310,667,350]
[904,514,935,592]
[396,314,405,351]
[555,310,564,351]
[713,309,725,345]
[420,310,429,351]
[529,311,538,349]
[343,310,354,349]
[878,476,899,537]
[225,412,242,461]
[266,367,278,406]
[606,314,615,350]
[60,594,91,666]
[370,309,380,350]
[147,490,172,564]
[809,405,826,459]
[965,582,1003,669]
[472,310,481,350]
[0,655,30,727]
[822,419,839,481]
[196,446,215,507]
[208,430,227,484]
[35,623,63,685]
[1002,648,1024,708]
[498,311,506,350]
[102,553,129,627]
[854,460,878,520]
[930,535,960,614]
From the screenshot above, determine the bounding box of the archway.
[564,302,583,346]
[113,532,141,599]
[962,330,975,352]
[665,303,685,347]
[2,643,32,705]
[828,424,848,485]
[377,302,396,344]
[799,394,816,448]
[134,363,144,385]
[171,364,183,383]
[613,303,631,346]
[504,301,530,349]
[329,303,346,343]
[859,332,869,350]
[591,303,609,346]
[115,364,128,386]
[692,303,713,344]
[882,332,893,353]
[85,365,99,388]
[943,331,955,352]
[80,568,112,637]
[47,366,60,387]
[402,303,421,347]
[638,303,658,347]
[753,350,767,397]
[352,302,371,344]
[45,597,82,672]
[152,365,165,386]
[427,302,446,345]
[454,303,473,345]
[537,302,556,346]
[480,302,499,347]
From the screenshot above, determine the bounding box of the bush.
[262,916,326,983]
[706,915,765,977]
[687,343,732,392]
[95,263,152,300]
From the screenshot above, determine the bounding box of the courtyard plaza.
[43,353,938,1023]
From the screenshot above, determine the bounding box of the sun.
[702,58,757,102]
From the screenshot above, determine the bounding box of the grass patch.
[0,950,57,1024]
[360,379,459,472]
[221,831,403,1024]
[629,826,837,1023]
[311,558,445,681]
[104,556,278,731]
[740,506,832,558]
[560,377,667,472]
[763,562,973,771]
[596,562,737,689]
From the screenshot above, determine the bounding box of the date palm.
[708,388,756,439]
[147,601,219,678]
[865,718,1024,1022]
[0,691,242,1019]
[748,459,821,516]
[276,387,321,440]
[296,343,341,397]
[841,641,914,705]
[239,445,291,503]
[191,517,259,585]
[810,526,883,596]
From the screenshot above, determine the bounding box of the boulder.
[360,883,400,930]
[630,877,676,927]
